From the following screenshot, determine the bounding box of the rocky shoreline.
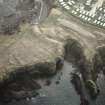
[0,0,105,102]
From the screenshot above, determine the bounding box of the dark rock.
[80,98,89,105]
[64,39,84,64]
[85,80,99,99]
[71,73,82,95]
[55,80,60,85]
[45,80,51,86]
[56,58,64,70]
[0,73,42,102]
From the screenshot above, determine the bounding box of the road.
[33,0,50,24]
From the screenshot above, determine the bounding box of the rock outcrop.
[0,0,105,97]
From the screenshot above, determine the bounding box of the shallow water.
[1,61,105,105]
